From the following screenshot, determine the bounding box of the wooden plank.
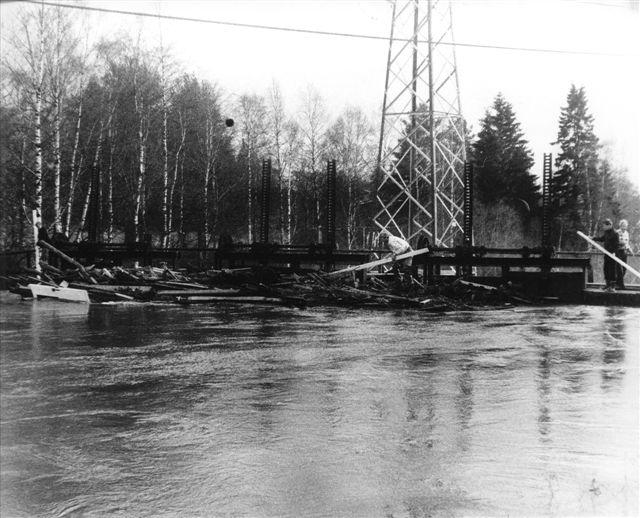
[68,283,135,301]
[324,247,430,278]
[577,231,640,281]
[70,284,152,293]
[152,281,209,290]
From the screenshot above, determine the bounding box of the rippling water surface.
[1,293,638,517]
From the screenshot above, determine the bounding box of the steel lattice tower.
[375,0,467,247]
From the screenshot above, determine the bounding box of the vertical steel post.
[463,162,473,246]
[259,159,271,244]
[326,160,337,251]
[542,153,552,248]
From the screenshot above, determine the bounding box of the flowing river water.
[0,293,638,517]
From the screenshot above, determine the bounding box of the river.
[1,293,638,517]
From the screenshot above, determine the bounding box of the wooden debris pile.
[3,262,534,311]
[2,242,534,311]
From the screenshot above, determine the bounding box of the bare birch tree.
[46,6,79,234]
[156,40,174,247]
[132,44,151,241]
[64,30,93,237]
[326,107,376,248]
[298,86,328,243]
[238,94,269,243]
[3,4,48,266]
[167,110,185,245]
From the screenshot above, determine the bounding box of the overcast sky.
[3,0,639,186]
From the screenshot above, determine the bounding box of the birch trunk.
[32,51,44,268]
[179,161,185,246]
[77,182,91,241]
[19,138,27,245]
[107,132,114,243]
[133,113,146,241]
[203,162,210,246]
[167,115,185,242]
[65,100,83,236]
[287,171,292,244]
[347,179,354,250]
[132,43,146,242]
[33,18,44,234]
[247,146,253,243]
[202,115,217,247]
[88,116,106,238]
[316,187,321,243]
[53,97,62,233]
[161,90,169,247]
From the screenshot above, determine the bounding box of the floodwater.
[0,293,638,518]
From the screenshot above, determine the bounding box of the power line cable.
[20,0,637,57]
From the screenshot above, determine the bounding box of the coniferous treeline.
[1,5,638,252]
[471,91,639,250]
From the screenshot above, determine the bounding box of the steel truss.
[375,0,467,247]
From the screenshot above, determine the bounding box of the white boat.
[28,283,91,303]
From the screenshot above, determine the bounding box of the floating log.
[70,283,152,293]
[176,295,300,306]
[156,288,242,297]
[324,247,431,278]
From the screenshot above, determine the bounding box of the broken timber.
[324,247,431,278]
[38,240,97,284]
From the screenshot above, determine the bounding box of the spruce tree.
[552,85,600,248]
[472,94,538,213]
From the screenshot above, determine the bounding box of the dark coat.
[594,228,619,253]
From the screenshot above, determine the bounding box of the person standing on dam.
[592,219,620,292]
[615,219,633,289]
